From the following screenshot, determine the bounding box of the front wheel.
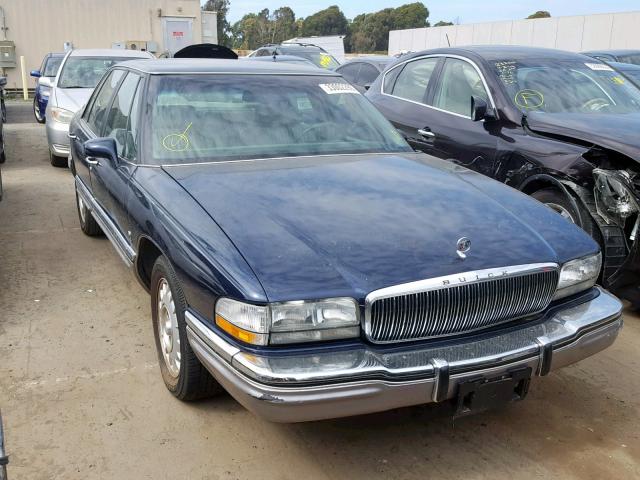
[75,187,102,236]
[34,98,45,124]
[151,255,223,401]
[531,187,599,238]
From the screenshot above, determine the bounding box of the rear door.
[90,71,143,238]
[370,56,442,154]
[423,56,499,176]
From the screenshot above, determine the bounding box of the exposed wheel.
[49,151,67,168]
[75,188,102,236]
[1,98,6,123]
[34,98,45,124]
[151,255,223,401]
[531,187,599,238]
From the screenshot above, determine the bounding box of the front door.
[422,57,499,177]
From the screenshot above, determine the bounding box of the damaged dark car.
[367,46,640,306]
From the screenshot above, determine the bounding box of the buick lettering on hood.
[68,59,622,422]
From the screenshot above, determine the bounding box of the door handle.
[418,128,435,138]
[86,157,100,166]
[68,133,77,140]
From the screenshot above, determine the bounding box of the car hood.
[164,153,597,302]
[526,112,640,162]
[51,87,93,113]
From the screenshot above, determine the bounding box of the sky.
[213,0,640,24]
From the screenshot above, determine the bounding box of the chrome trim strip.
[363,263,559,343]
[380,53,498,120]
[74,176,136,266]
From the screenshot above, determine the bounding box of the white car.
[45,49,153,167]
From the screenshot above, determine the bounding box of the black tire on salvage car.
[531,187,599,238]
[49,151,67,168]
[151,255,223,401]
[75,188,102,236]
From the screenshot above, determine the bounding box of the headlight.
[593,169,639,225]
[50,107,74,124]
[554,253,601,300]
[215,297,360,345]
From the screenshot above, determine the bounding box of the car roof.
[339,56,392,65]
[404,45,594,62]
[583,49,640,56]
[242,55,317,64]
[609,61,640,71]
[68,48,154,58]
[118,58,339,75]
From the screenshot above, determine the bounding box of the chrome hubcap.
[157,278,181,378]
[545,202,575,224]
[77,194,87,224]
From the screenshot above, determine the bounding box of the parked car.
[248,43,340,69]
[243,54,317,67]
[0,102,5,201]
[67,58,622,422]
[335,56,392,92]
[30,52,64,123]
[46,48,154,167]
[609,61,640,88]
[367,46,640,307]
[583,49,640,65]
[173,43,238,59]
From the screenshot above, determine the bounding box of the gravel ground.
[0,101,638,480]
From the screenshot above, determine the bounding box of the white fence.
[388,11,640,55]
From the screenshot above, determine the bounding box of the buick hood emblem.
[456,237,471,259]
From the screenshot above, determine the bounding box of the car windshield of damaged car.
[146,75,412,164]
[492,58,640,114]
[58,57,134,88]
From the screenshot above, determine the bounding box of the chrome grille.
[365,264,559,343]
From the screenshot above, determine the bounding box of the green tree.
[202,0,231,46]
[271,7,297,42]
[526,11,551,19]
[434,20,454,27]
[299,6,349,36]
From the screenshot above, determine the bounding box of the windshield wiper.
[60,85,89,89]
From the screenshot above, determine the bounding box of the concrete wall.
[0,0,203,89]
[388,10,640,56]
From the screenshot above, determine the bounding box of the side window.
[390,58,439,104]
[256,49,272,57]
[339,63,361,83]
[357,64,381,85]
[433,58,489,117]
[85,69,124,134]
[103,73,141,159]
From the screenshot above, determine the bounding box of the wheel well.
[136,237,163,291]
[520,177,559,195]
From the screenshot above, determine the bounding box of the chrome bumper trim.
[186,287,622,422]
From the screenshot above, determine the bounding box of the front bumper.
[186,287,623,422]
[45,117,70,156]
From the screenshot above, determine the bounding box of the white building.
[388,10,640,56]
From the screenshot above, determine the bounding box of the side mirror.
[30,70,41,78]
[84,137,118,165]
[471,96,497,122]
[38,77,53,88]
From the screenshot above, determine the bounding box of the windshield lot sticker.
[319,54,333,68]
[585,63,614,72]
[611,76,626,85]
[319,83,360,95]
[515,89,544,109]
[494,60,518,85]
[162,122,192,152]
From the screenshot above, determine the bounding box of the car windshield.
[491,58,640,114]
[146,74,411,165]
[43,56,63,77]
[58,57,133,88]
[284,50,340,69]
[618,53,640,65]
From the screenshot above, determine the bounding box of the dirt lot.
[0,101,639,480]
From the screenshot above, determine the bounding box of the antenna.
[446,33,451,47]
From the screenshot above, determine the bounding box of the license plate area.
[455,367,532,417]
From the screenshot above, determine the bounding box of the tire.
[531,187,599,239]
[49,151,67,168]
[1,98,6,123]
[75,188,102,236]
[151,255,223,401]
[34,98,45,124]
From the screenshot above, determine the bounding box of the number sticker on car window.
[319,83,360,95]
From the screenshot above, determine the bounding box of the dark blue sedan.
[30,52,64,123]
[68,59,622,422]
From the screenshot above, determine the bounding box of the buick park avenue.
[367,46,640,308]
[68,59,622,422]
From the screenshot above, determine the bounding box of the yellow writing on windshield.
[162,122,193,152]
